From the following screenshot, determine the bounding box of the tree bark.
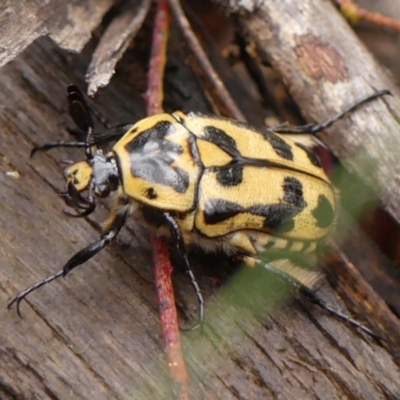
[228,0,400,225]
[0,0,115,68]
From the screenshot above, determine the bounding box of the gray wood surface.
[1,1,400,399]
[233,0,400,226]
[0,0,115,68]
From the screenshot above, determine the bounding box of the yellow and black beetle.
[8,85,390,338]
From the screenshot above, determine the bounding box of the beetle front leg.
[8,210,128,317]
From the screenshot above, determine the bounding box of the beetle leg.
[240,255,381,341]
[8,210,128,317]
[163,212,205,331]
[268,89,391,135]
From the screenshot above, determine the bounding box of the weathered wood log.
[1,1,400,399]
[226,0,400,225]
[86,0,152,96]
[0,0,115,68]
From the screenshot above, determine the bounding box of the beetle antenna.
[67,85,96,160]
[30,141,86,157]
[163,212,205,331]
[32,85,133,157]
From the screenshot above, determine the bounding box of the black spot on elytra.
[252,203,297,233]
[216,164,243,186]
[295,142,322,167]
[312,195,334,228]
[125,120,190,193]
[126,121,173,152]
[261,131,294,160]
[282,177,307,208]
[203,199,243,224]
[204,126,237,152]
[204,198,304,234]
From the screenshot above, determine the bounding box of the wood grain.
[232,0,400,226]
[1,1,400,399]
[0,0,115,68]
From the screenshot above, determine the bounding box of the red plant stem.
[145,0,169,116]
[338,0,400,32]
[146,0,190,399]
[151,236,190,399]
[168,0,245,121]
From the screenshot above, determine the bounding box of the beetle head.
[62,150,120,217]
